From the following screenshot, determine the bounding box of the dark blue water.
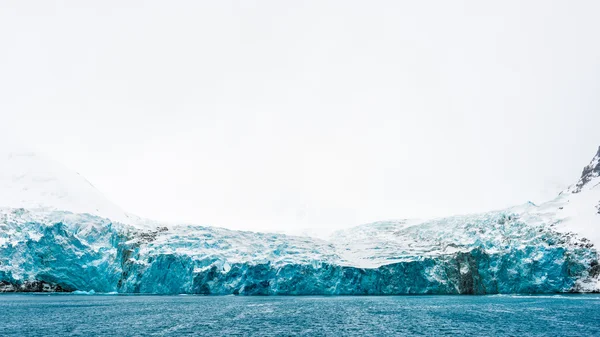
[1,294,599,336]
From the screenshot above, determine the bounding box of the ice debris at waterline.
[0,206,598,295]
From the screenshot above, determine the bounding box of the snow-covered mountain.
[0,145,598,294]
[0,141,140,225]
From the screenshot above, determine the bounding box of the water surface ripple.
[1,294,599,336]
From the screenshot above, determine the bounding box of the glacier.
[0,206,597,295]
[0,146,599,294]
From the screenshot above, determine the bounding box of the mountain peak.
[567,146,600,194]
[0,142,137,224]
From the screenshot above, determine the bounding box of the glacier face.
[0,206,597,295]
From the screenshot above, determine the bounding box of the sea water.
[1,294,599,336]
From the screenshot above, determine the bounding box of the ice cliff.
[0,146,599,295]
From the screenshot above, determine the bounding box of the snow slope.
[0,141,140,225]
[552,146,600,248]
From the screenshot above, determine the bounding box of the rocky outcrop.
[0,280,69,293]
[572,146,600,193]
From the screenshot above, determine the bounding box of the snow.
[529,146,600,250]
[0,140,142,226]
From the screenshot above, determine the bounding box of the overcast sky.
[1,1,599,234]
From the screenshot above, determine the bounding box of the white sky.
[1,1,600,234]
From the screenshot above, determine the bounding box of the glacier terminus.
[1,145,599,295]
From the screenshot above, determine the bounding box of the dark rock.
[0,280,70,293]
[573,146,600,193]
[590,260,600,278]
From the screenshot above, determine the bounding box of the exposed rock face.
[572,146,600,193]
[0,280,69,293]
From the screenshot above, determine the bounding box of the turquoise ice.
[0,207,597,295]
